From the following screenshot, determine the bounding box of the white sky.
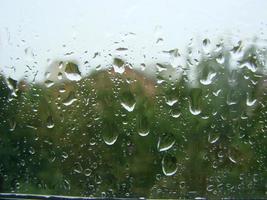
[0,0,267,81]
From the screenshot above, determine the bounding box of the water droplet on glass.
[44,80,54,88]
[63,179,71,191]
[157,133,176,152]
[103,131,118,145]
[216,54,225,64]
[121,102,136,112]
[208,132,220,144]
[63,91,77,106]
[189,88,202,115]
[113,58,125,74]
[9,119,16,131]
[137,115,150,136]
[200,72,217,85]
[62,151,69,159]
[162,154,178,176]
[165,98,178,106]
[84,168,92,176]
[58,72,63,80]
[73,162,83,174]
[46,115,54,129]
[64,62,81,81]
[116,47,128,51]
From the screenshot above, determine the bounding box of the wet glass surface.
[0,0,267,199]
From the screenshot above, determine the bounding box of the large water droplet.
[103,131,118,145]
[157,133,176,152]
[208,132,220,144]
[120,90,136,112]
[200,72,217,85]
[84,168,92,177]
[73,162,83,174]
[189,88,202,115]
[121,102,136,112]
[137,115,150,136]
[162,154,178,176]
[44,80,54,88]
[165,98,178,106]
[64,62,81,81]
[113,58,125,74]
[63,91,77,106]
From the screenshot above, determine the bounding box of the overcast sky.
[0,0,267,81]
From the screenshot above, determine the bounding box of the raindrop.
[116,47,128,51]
[189,88,202,115]
[208,132,220,144]
[44,80,54,88]
[121,102,136,112]
[62,152,69,159]
[6,77,18,97]
[162,154,178,176]
[138,130,150,137]
[207,184,214,192]
[64,62,81,81]
[103,131,118,145]
[9,119,16,131]
[165,98,178,106]
[63,179,71,191]
[203,38,210,47]
[200,72,217,85]
[156,63,167,72]
[229,156,237,164]
[202,38,211,52]
[120,90,136,112]
[73,162,83,174]
[137,115,150,136]
[113,58,125,74]
[84,168,92,177]
[157,133,176,152]
[63,91,77,106]
[58,72,63,80]
[246,96,257,107]
[216,53,225,64]
[46,115,54,129]
[29,147,35,155]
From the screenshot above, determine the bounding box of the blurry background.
[0,0,267,199]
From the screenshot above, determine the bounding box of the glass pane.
[0,0,267,199]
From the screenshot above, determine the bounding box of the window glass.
[0,0,267,198]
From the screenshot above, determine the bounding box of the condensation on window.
[0,0,267,199]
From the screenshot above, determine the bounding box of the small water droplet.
[29,147,35,155]
[46,115,54,129]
